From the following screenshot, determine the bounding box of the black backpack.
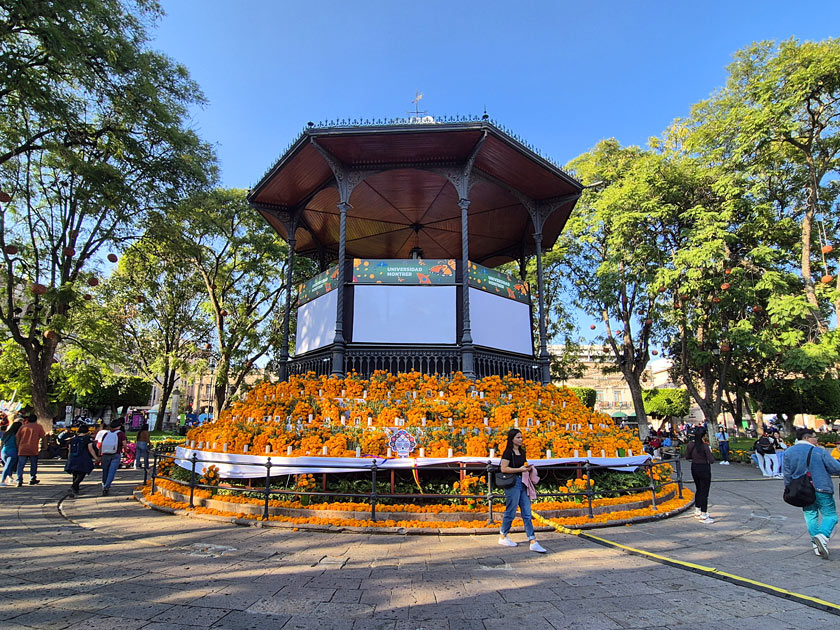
[783,447,816,508]
[69,436,88,459]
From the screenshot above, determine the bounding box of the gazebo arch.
[248,117,583,384]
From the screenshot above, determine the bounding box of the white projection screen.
[295,291,337,354]
[469,287,533,354]
[353,285,456,344]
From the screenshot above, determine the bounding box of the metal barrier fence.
[148,450,684,522]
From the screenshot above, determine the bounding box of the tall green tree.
[150,189,317,418]
[0,0,215,431]
[687,38,840,328]
[103,240,213,426]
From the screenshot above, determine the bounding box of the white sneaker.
[812,543,821,556]
[694,507,702,518]
[529,541,547,553]
[812,534,830,559]
[699,513,715,524]
[498,535,517,547]
[719,461,726,465]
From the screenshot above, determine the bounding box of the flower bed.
[140,372,695,530]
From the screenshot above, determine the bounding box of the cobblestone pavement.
[1,459,839,630]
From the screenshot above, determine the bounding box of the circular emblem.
[388,429,417,457]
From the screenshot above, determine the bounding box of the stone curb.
[134,489,694,535]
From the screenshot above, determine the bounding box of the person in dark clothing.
[64,425,100,496]
[686,429,715,524]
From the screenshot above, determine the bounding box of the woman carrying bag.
[497,428,546,552]
[686,429,715,524]
[65,425,100,496]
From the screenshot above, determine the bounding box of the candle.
[479,391,484,399]
[308,414,313,422]
[628,449,633,456]
[387,448,392,457]
[546,449,552,458]
[287,446,293,456]
[322,445,328,455]
[341,389,346,397]
[484,418,488,426]
[419,448,425,457]
[356,447,361,457]
[363,390,367,399]
[448,448,453,458]
[265,445,271,454]
[439,391,444,398]
[587,449,592,457]
[212,442,216,450]
[243,445,249,453]
[514,418,519,428]
[601,449,605,458]
[318,389,322,397]
[368,418,373,427]
[222,443,227,452]
[574,450,579,458]
[489,448,495,458]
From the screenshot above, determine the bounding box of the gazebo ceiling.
[248,120,583,267]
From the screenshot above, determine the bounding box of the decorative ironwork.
[251,116,575,190]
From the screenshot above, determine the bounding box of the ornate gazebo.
[247,116,583,384]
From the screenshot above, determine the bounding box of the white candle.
[479,391,484,399]
[341,389,345,397]
[419,448,425,457]
[489,448,495,458]
[222,443,227,452]
[421,417,426,427]
[322,445,328,455]
[587,449,592,457]
[600,449,605,458]
[287,446,293,455]
[308,414,313,422]
[243,445,249,453]
[318,389,322,397]
[356,447,361,457]
[265,445,271,454]
[363,390,367,399]
[574,450,579,458]
[439,391,444,398]
[514,418,519,428]
[212,442,216,450]
[484,418,488,426]
[628,449,633,456]
[546,450,552,458]
[387,448,392,457]
[448,448,453,458]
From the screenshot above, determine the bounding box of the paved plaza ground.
[2,459,840,630]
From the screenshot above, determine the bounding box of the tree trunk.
[626,377,649,439]
[26,343,56,439]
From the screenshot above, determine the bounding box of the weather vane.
[407,91,427,120]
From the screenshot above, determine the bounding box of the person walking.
[783,427,840,559]
[754,433,778,477]
[134,423,150,470]
[99,419,126,496]
[497,428,546,553]
[1,420,22,485]
[64,425,100,496]
[16,414,46,486]
[686,429,715,524]
[715,425,731,465]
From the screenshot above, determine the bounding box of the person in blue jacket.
[783,427,840,559]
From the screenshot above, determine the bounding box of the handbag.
[783,447,816,507]
[494,471,517,489]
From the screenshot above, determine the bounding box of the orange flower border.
[136,481,694,533]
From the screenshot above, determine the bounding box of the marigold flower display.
[186,371,644,459]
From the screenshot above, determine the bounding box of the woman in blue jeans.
[498,428,546,553]
[1,420,22,485]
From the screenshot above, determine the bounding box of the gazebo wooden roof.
[247,118,583,267]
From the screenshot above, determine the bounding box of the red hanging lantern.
[645,318,653,325]
[63,247,75,257]
[205,343,211,350]
[0,191,11,203]
[712,297,721,303]
[652,350,659,356]
[44,330,58,341]
[752,305,762,313]
[87,277,99,287]
[720,343,731,353]
[724,268,732,275]
[720,282,730,290]
[658,286,667,293]
[589,324,596,330]
[4,245,18,255]
[822,245,833,255]
[83,294,93,301]
[821,274,834,284]
[107,253,118,263]
[220,310,228,316]
[30,283,47,295]
[680,294,690,301]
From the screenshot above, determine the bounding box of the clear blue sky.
[152,1,839,190]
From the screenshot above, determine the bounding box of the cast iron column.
[533,230,550,384]
[279,230,296,382]
[331,201,349,377]
[459,198,475,379]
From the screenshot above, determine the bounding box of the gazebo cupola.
[247,116,583,384]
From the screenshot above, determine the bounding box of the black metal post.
[370,460,378,522]
[279,230,297,382]
[485,462,494,524]
[675,457,683,498]
[584,461,594,518]
[331,201,349,377]
[533,230,550,385]
[263,458,272,520]
[189,452,198,508]
[150,450,158,494]
[648,462,658,510]
[459,198,475,379]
